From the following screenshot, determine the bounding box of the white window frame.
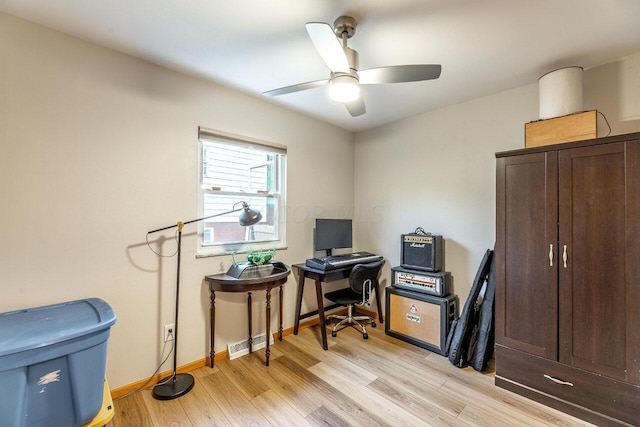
[197,127,287,257]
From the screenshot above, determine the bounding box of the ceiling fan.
[263,16,442,117]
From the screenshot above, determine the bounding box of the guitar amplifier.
[392,266,451,297]
[385,286,458,355]
[401,233,444,272]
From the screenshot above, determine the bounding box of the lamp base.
[152,373,195,400]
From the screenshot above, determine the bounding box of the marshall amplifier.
[392,266,451,297]
[385,286,459,355]
[401,233,444,272]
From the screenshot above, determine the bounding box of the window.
[197,127,287,256]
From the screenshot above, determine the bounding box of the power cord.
[145,229,180,258]
[597,111,612,137]
[113,331,175,401]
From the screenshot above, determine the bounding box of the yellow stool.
[83,379,114,427]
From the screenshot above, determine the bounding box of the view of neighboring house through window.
[197,127,287,256]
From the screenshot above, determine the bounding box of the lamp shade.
[238,205,262,226]
[538,66,583,119]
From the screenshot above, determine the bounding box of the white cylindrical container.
[538,66,583,119]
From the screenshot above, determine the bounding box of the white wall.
[354,56,640,311]
[0,13,354,390]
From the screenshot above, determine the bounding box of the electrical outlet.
[164,323,175,342]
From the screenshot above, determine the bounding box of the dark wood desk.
[292,263,384,350]
[204,265,290,368]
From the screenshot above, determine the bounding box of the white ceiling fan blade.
[359,64,442,84]
[345,97,366,117]
[262,79,329,97]
[305,22,350,73]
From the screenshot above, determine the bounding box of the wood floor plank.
[189,365,220,378]
[199,369,272,426]
[305,405,353,427]
[368,352,469,419]
[367,376,468,426]
[457,403,529,427]
[177,378,233,426]
[139,388,193,427]
[308,360,434,426]
[289,324,340,354]
[109,391,153,427]
[214,354,270,400]
[109,324,598,426]
[267,335,321,368]
[232,351,324,417]
[439,381,589,427]
[250,389,313,426]
[330,335,448,391]
[238,338,287,366]
[271,355,391,427]
[420,354,594,426]
[254,342,383,425]
[385,352,487,418]
[285,333,378,387]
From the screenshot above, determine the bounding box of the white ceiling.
[2,0,640,132]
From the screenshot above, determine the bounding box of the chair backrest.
[349,260,384,301]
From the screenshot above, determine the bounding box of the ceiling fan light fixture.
[264,15,441,117]
[329,74,360,103]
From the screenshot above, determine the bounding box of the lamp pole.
[147,201,262,400]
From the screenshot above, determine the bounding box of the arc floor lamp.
[147,201,262,400]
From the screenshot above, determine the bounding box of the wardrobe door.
[558,142,635,382]
[496,152,558,359]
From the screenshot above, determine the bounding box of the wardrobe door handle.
[544,374,574,386]
[549,244,553,267]
[562,245,568,268]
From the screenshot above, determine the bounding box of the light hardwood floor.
[108,324,595,426]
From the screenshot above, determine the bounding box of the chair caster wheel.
[371,322,376,328]
[325,318,331,325]
[363,333,369,339]
[331,331,337,337]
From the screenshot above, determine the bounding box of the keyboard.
[305,252,383,271]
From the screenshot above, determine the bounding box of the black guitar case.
[467,252,496,371]
[446,248,494,369]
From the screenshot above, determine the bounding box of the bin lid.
[0,298,116,357]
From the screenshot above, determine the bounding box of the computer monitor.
[314,218,352,256]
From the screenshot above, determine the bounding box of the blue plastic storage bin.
[0,298,116,427]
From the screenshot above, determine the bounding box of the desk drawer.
[496,345,640,425]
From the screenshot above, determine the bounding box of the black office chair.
[324,260,384,339]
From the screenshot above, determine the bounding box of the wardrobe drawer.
[496,345,640,425]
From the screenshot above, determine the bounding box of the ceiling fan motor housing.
[330,47,359,86]
[344,47,359,72]
[333,16,357,39]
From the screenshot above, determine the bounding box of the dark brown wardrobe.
[495,132,640,426]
